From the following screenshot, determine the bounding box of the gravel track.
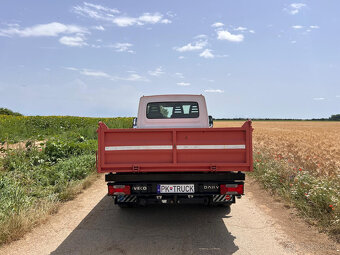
[1,176,339,255]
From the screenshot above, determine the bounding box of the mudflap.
[114,195,137,204]
[211,194,235,204]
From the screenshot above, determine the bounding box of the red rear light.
[108,185,131,195]
[220,184,244,195]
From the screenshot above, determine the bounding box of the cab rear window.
[146,102,199,119]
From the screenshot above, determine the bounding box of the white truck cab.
[135,94,212,129]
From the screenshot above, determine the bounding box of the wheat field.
[214,121,340,177]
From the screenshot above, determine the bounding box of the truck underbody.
[106,172,245,207]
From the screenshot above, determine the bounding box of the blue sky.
[0,0,339,118]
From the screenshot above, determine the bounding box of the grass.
[251,151,340,242]
[0,115,133,245]
[214,121,340,242]
[0,115,133,143]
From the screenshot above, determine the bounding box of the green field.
[0,115,133,245]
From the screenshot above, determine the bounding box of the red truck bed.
[96,121,253,173]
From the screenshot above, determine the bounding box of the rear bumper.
[114,194,235,205]
[107,172,244,205]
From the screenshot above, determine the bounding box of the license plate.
[157,184,195,194]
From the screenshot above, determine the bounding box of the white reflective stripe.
[105,144,245,151]
[105,145,173,151]
[176,144,245,150]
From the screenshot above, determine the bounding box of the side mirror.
[133,117,138,128]
[208,116,213,127]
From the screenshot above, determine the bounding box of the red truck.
[97,94,253,207]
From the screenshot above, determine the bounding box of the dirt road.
[1,176,339,255]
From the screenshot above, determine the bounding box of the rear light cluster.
[220,184,244,195]
[108,185,131,195]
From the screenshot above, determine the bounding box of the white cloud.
[73,2,119,21]
[138,13,162,24]
[177,82,190,86]
[161,19,172,24]
[313,97,325,101]
[0,22,90,47]
[73,3,171,27]
[292,25,303,29]
[65,67,148,82]
[291,40,297,44]
[93,25,105,31]
[217,30,244,42]
[109,43,134,53]
[117,73,149,82]
[112,13,171,27]
[59,36,87,47]
[310,25,319,29]
[211,22,224,28]
[110,71,149,82]
[166,11,176,18]
[336,95,340,98]
[112,17,137,27]
[65,67,110,77]
[291,3,306,9]
[84,2,119,14]
[174,72,184,78]
[175,40,207,52]
[234,26,247,31]
[199,49,214,59]
[64,67,79,71]
[80,69,110,78]
[0,22,87,37]
[286,3,306,15]
[290,9,299,15]
[148,66,164,77]
[233,27,256,34]
[178,56,185,59]
[204,89,224,93]
[195,34,207,39]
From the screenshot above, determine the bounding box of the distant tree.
[329,114,340,121]
[0,108,23,116]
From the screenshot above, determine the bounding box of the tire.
[218,203,231,214]
[219,203,231,208]
[117,203,133,208]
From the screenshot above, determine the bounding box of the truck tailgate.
[97,121,253,173]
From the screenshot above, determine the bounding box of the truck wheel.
[117,203,133,208]
[219,203,231,207]
[218,203,231,214]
